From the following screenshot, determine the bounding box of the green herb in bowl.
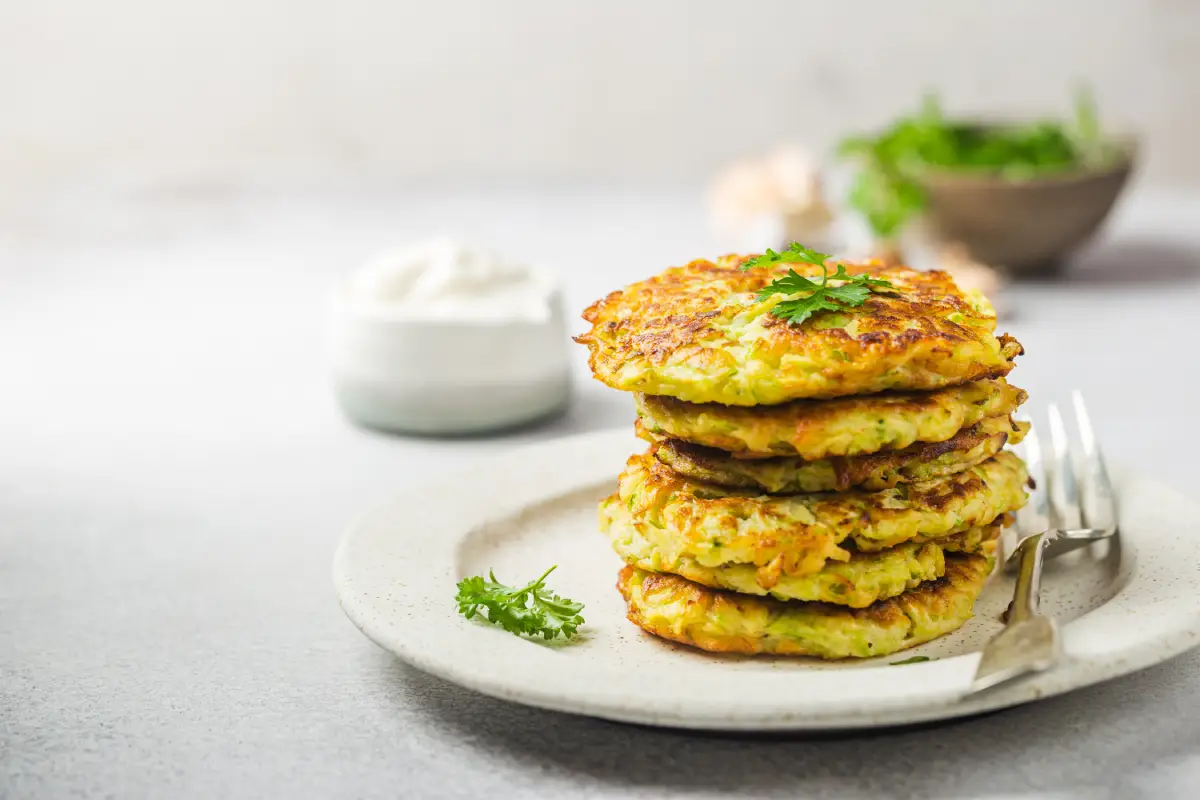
[838,89,1132,271]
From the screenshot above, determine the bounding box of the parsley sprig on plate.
[455,565,585,641]
[739,242,894,327]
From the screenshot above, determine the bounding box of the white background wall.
[2,0,1198,193]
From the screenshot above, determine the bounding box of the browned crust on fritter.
[639,447,989,511]
[579,260,982,351]
[618,448,1027,583]
[635,380,1028,460]
[643,416,1022,492]
[576,258,1022,403]
[831,423,992,488]
[615,555,990,656]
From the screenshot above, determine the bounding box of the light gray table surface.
[3,183,1200,799]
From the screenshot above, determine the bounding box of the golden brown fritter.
[577,257,1023,405]
[615,449,1027,585]
[636,378,1027,459]
[646,416,1029,493]
[616,553,993,658]
[602,494,1000,607]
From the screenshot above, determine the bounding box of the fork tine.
[1072,390,1118,532]
[1072,390,1097,459]
[1046,403,1083,530]
[1014,411,1049,534]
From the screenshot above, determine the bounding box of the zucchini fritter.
[602,495,1000,607]
[636,378,1027,459]
[577,257,1023,405]
[616,449,1027,585]
[617,553,992,659]
[648,416,1029,493]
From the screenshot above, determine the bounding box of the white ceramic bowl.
[329,287,571,435]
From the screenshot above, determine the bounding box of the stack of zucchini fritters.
[576,254,1030,659]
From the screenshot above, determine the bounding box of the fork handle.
[1008,532,1050,623]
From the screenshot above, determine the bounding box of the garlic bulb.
[710,146,835,251]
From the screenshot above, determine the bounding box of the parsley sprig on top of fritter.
[740,242,894,327]
[455,565,585,641]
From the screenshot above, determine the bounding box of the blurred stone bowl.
[918,136,1137,275]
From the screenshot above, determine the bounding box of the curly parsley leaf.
[739,243,895,327]
[740,242,833,272]
[455,565,585,641]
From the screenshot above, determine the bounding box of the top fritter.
[576,255,1022,405]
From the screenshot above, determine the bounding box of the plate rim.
[333,427,1200,731]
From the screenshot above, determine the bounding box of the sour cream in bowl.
[330,239,571,435]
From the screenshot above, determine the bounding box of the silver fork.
[971,391,1118,693]
[1041,392,1119,547]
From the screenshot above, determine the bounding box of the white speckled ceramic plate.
[334,429,1200,731]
